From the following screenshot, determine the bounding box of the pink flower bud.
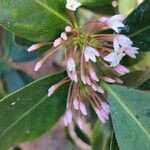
[100,109,109,119]
[65,26,72,33]
[53,37,62,47]
[85,76,91,85]
[81,74,87,84]
[95,108,106,123]
[103,77,116,83]
[79,102,87,116]
[114,64,129,75]
[27,44,40,52]
[101,102,110,114]
[61,32,67,40]
[34,60,43,71]
[66,110,73,124]
[89,69,99,82]
[97,86,104,94]
[73,98,79,110]
[67,57,75,72]
[77,118,84,129]
[91,83,98,92]
[48,85,56,97]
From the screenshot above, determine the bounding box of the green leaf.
[121,0,150,51]
[91,120,112,150]
[105,84,150,150]
[121,71,150,88]
[81,0,115,15]
[0,71,69,150]
[0,0,70,42]
[4,70,33,93]
[4,31,38,62]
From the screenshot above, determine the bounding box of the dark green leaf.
[105,84,150,150]
[75,124,91,145]
[0,0,71,42]
[4,70,33,93]
[121,0,150,51]
[4,31,38,62]
[121,70,150,88]
[81,0,115,15]
[91,120,112,150]
[0,71,69,150]
[139,79,150,90]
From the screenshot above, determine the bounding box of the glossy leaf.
[0,71,69,150]
[105,84,150,150]
[121,0,150,51]
[121,71,150,88]
[4,31,38,62]
[0,0,70,42]
[91,120,112,150]
[81,0,115,15]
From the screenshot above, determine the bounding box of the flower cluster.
[27,1,139,129]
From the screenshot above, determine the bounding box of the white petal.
[113,39,120,52]
[104,52,117,62]
[110,59,120,67]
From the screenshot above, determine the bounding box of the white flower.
[66,0,81,11]
[124,47,139,58]
[84,46,100,62]
[104,47,126,67]
[99,14,125,33]
[114,35,133,50]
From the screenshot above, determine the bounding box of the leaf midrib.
[106,85,150,139]
[35,0,70,24]
[129,25,150,38]
[0,95,48,140]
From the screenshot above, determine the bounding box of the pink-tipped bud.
[65,26,72,33]
[61,32,67,40]
[48,85,56,97]
[34,60,43,71]
[77,118,84,129]
[91,83,98,92]
[67,70,78,83]
[114,64,129,75]
[89,69,99,82]
[53,37,62,47]
[64,115,68,126]
[27,43,47,52]
[73,98,79,110]
[67,57,75,72]
[100,109,109,119]
[79,102,87,116]
[97,86,104,94]
[66,110,73,124]
[81,74,87,84]
[27,44,40,52]
[101,102,110,114]
[85,76,91,86]
[95,108,106,123]
[103,77,115,83]
[115,78,123,84]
